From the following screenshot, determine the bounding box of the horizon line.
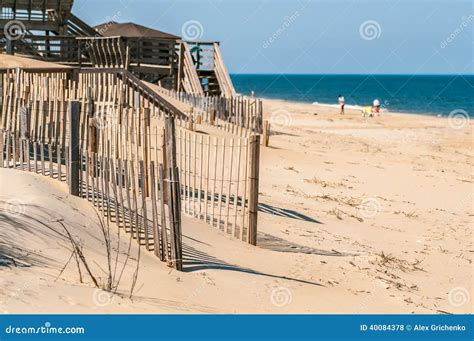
[229,73,474,76]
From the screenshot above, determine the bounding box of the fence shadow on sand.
[181,239,325,287]
[258,202,321,224]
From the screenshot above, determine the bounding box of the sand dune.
[1,98,472,314]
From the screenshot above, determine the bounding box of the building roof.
[94,22,180,40]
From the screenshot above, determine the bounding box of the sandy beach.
[1,97,472,314]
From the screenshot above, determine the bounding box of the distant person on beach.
[362,106,373,117]
[338,94,345,114]
[362,99,382,117]
[373,99,381,114]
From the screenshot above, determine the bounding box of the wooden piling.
[247,134,260,245]
[262,120,270,147]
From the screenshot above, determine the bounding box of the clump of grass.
[310,192,362,208]
[341,196,362,207]
[328,208,344,220]
[378,251,398,266]
[404,211,418,218]
[376,251,425,273]
[285,185,298,194]
[285,166,299,173]
[304,176,349,189]
[394,210,419,218]
[56,207,140,299]
[305,177,331,188]
[348,214,364,222]
[327,207,363,222]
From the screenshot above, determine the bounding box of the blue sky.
[74,0,473,74]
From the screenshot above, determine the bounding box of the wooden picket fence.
[175,128,259,243]
[155,86,264,137]
[0,68,184,269]
[0,101,183,270]
[0,67,260,259]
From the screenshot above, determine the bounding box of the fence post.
[69,69,80,99]
[125,44,130,70]
[247,134,260,246]
[262,120,270,147]
[87,87,98,177]
[186,107,195,131]
[177,42,185,91]
[6,38,13,55]
[161,127,168,204]
[68,101,81,196]
[165,115,182,270]
[141,107,150,197]
[210,109,216,126]
[19,106,30,170]
[19,107,30,140]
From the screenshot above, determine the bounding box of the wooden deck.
[0,0,237,96]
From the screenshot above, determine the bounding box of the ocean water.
[231,74,474,117]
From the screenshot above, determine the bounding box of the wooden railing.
[186,42,215,71]
[213,43,237,97]
[1,34,89,64]
[177,42,204,95]
[0,10,49,21]
[1,0,73,13]
[77,67,185,120]
[1,34,238,99]
[127,37,176,70]
[67,13,99,37]
[78,37,128,68]
[155,86,263,136]
[77,36,177,83]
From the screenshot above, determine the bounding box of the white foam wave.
[312,101,364,110]
[312,101,389,112]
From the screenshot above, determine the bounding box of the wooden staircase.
[197,69,220,96]
[57,13,98,37]
[178,42,236,97]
